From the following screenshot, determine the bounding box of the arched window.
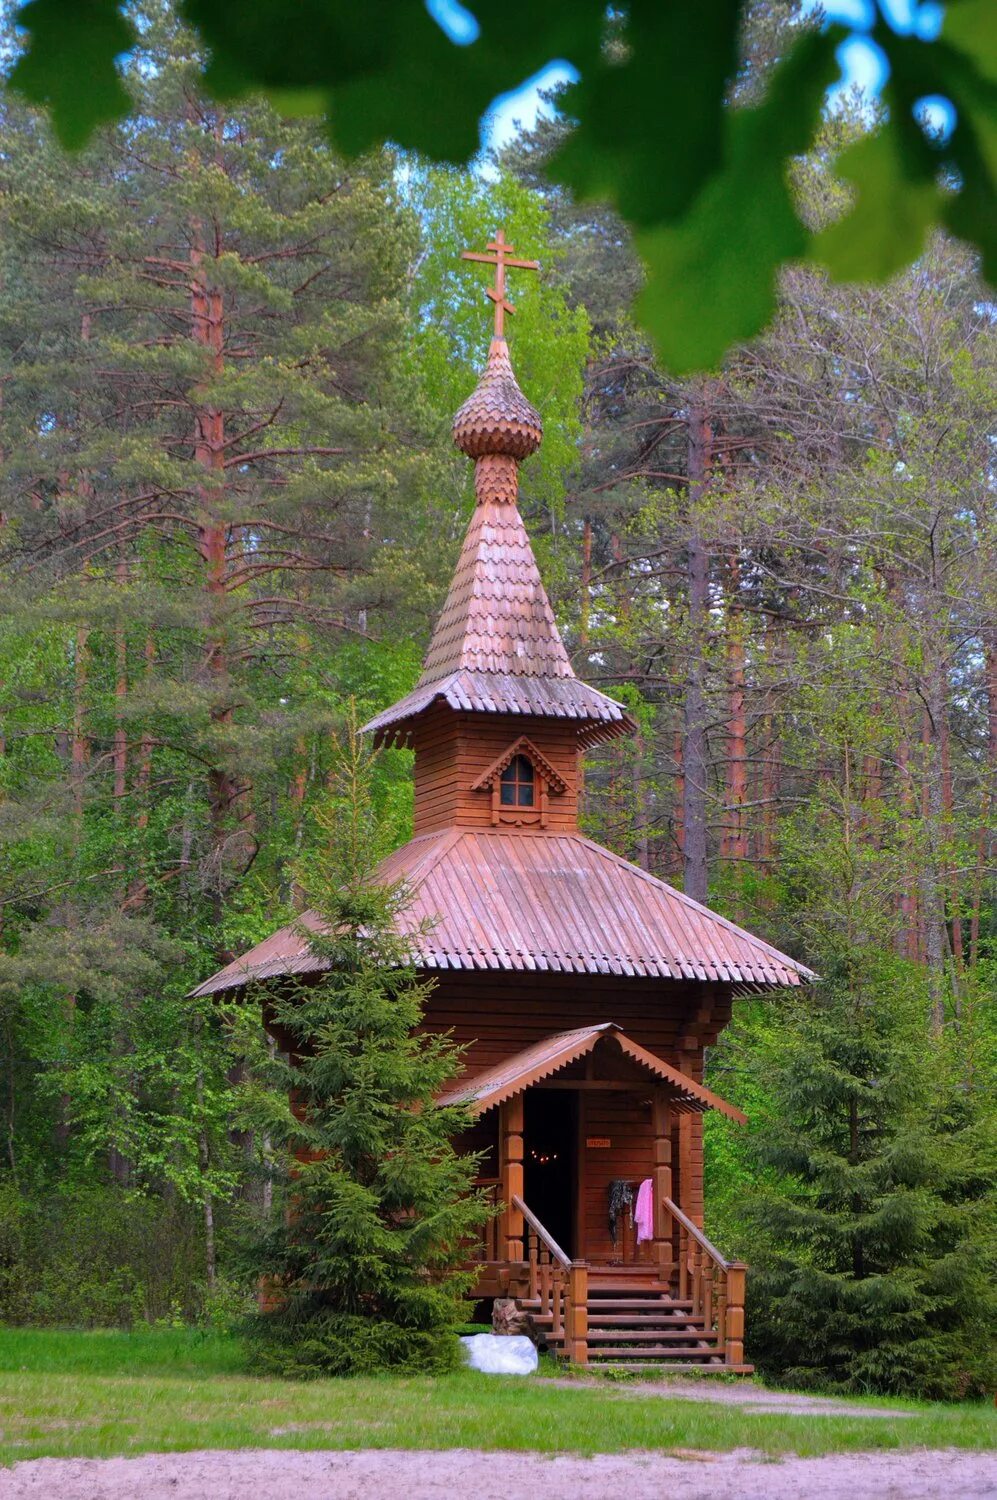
[499,753,535,808]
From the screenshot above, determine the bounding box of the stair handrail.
[511,1194,572,1269]
[661,1194,734,1271]
[511,1194,587,1364]
[661,1193,746,1368]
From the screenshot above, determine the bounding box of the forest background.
[0,2,992,1395]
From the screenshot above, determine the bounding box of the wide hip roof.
[190,828,813,997]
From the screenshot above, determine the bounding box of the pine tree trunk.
[580,516,592,649]
[191,201,238,929]
[921,672,947,1031]
[196,1068,217,1290]
[113,560,128,805]
[723,552,747,870]
[126,633,156,910]
[969,635,996,966]
[682,386,712,906]
[672,725,685,877]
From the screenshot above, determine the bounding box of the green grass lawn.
[0,1327,992,1466]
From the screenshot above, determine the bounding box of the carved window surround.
[471,735,569,828]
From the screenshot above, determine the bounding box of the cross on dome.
[461,227,539,339]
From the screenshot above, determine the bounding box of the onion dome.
[452,337,543,461]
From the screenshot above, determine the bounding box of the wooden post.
[568,1261,588,1365]
[724,1262,746,1367]
[651,1089,673,1282]
[499,1094,524,1264]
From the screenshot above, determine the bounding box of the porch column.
[651,1089,674,1281]
[499,1094,524,1263]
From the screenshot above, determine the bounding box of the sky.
[427,0,954,154]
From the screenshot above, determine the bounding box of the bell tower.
[363,231,633,834]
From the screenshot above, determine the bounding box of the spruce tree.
[240,720,485,1376]
[741,946,996,1398]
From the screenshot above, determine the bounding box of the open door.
[522,1089,577,1258]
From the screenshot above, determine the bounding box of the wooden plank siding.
[428,970,728,1254]
[412,705,581,835]
[423,973,732,1079]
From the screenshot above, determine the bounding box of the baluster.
[703,1261,713,1328]
[551,1267,562,1338]
[716,1268,727,1347]
[678,1223,689,1301]
[528,1228,538,1301]
[536,1254,551,1314]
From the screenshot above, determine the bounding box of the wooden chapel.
[193,233,814,1370]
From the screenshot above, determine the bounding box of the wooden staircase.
[511,1196,752,1372]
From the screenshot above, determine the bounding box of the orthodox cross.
[461,228,539,339]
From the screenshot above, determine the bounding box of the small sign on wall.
[586,1136,611,1149]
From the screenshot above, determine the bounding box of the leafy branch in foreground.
[6,1,993,374]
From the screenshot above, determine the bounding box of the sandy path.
[1,1447,995,1499]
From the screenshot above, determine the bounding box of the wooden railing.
[512,1194,588,1364]
[662,1194,746,1366]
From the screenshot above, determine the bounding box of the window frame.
[499,753,536,809]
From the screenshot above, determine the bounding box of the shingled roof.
[436,1023,748,1121]
[189,828,813,997]
[363,336,633,746]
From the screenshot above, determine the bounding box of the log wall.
[431,970,728,1253]
[412,704,581,834]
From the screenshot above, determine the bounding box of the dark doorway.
[523,1090,577,1257]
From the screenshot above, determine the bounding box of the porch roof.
[436,1023,747,1123]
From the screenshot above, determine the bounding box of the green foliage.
[551,0,742,228]
[7,2,994,371]
[8,0,134,147]
[636,28,841,370]
[739,957,996,1399]
[184,1,605,162]
[240,720,485,1376]
[0,1183,232,1327]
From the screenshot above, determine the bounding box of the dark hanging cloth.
[607,1178,634,1247]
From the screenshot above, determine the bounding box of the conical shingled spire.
[419,488,574,683]
[363,260,634,746]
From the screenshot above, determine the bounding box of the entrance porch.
[444,1023,750,1370]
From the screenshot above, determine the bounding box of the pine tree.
[239,719,485,1376]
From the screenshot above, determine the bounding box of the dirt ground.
[2,1447,995,1499]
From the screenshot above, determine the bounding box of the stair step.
[532,1312,705,1329]
[532,1316,707,1333]
[587,1284,671,1296]
[585,1315,710,1328]
[587,1345,722,1359]
[593,1360,745,1372]
[587,1264,662,1274]
[584,1296,694,1310]
[585,1329,719,1344]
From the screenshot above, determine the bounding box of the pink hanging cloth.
[633,1177,655,1244]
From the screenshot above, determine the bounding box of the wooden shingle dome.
[452,336,543,462]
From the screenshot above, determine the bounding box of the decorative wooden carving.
[469,733,569,828]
